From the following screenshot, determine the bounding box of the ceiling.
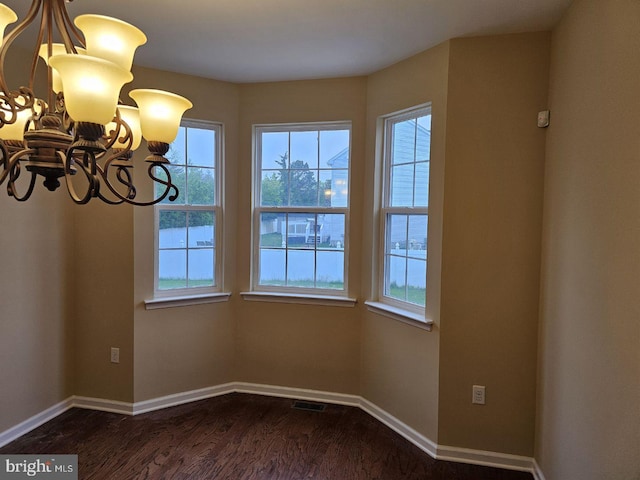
[3,0,572,83]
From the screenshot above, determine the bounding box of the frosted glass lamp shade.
[38,44,86,93]
[49,54,132,125]
[107,105,142,150]
[0,4,17,47]
[74,14,146,71]
[129,89,192,144]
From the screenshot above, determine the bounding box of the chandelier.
[0,0,192,205]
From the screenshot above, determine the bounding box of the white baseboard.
[359,397,439,458]
[234,382,361,407]
[0,398,74,448]
[436,444,535,473]
[1,382,539,476]
[132,383,236,415]
[72,396,133,415]
[532,459,547,480]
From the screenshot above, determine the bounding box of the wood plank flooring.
[1,393,533,479]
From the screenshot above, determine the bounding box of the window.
[154,120,222,296]
[253,123,351,296]
[379,106,431,313]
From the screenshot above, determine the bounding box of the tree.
[157,164,215,229]
[261,172,283,206]
[274,153,319,206]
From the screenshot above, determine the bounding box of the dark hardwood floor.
[1,393,533,479]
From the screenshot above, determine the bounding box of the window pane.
[320,129,349,167]
[188,212,214,248]
[414,161,429,207]
[158,250,186,290]
[392,118,416,165]
[407,258,427,306]
[328,169,348,207]
[260,212,285,248]
[289,168,318,207]
[318,170,333,207]
[157,165,186,204]
[262,132,289,170]
[261,171,283,207]
[316,250,344,289]
[167,126,186,165]
[187,167,215,205]
[291,131,318,170]
[260,248,285,286]
[386,214,407,253]
[386,255,406,301]
[287,213,314,248]
[159,211,186,248]
[408,215,428,257]
[188,249,214,287]
[321,213,345,249]
[390,163,414,207]
[186,127,215,167]
[416,115,431,162]
[287,249,315,287]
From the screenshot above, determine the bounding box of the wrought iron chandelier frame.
[0,0,184,205]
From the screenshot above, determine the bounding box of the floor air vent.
[292,400,327,412]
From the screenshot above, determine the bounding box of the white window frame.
[153,119,223,299]
[377,105,431,317]
[251,121,352,298]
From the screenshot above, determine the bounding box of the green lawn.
[159,278,214,290]
[260,279,343,290]
[261,232,282,247]
[388,284,426,306]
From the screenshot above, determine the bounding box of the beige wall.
[234,78,366,393]
[360,43,450,442]
[438,33,550,456]
[73,202,135,401]
[536,1,640,478]
[0,47,74,432]
[130,67,240,402]
[0,189,74,431]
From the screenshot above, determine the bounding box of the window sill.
[364,301,433,331]
[145,292,231,310]
[240,291,357,308]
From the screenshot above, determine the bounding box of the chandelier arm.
[99,163,178,207]
[54,0,84,50]
[94,165,133,205]
[146,162,179,204]
[26,0,51,94]
[59,149,97,205]
[92,162,130,204]
[0,141,8,183]
[6,157,38,201]
[116,167,136,199]
[102,110,133,154]
[1,147,35,186]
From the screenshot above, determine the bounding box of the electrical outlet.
[110,347,120,364]
[472,385,485,405]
